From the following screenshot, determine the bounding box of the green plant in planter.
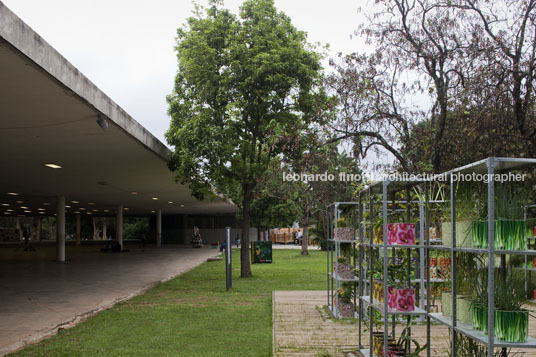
[472,184,528,250]
[441,182,482,247]
[337,283,353,303]
[472,267,489,333]
[397,322,427,356]
[441,290,452,317]
[494,277,529,342]
[337,256,347,264]
[455,253,480,324]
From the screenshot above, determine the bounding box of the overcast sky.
[2,0,365,147]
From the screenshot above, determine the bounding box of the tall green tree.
[166,0,326,277]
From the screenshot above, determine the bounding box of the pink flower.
[398,231,408,243]
[406,295,415,310]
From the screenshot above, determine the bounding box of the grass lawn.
[10,249,326,356]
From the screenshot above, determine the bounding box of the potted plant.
[493,276,529,342]
[441,185,477,248]
[455,253,480,325]
[334,255,355,279]
[471,184,527,250]
[441,289,452,317]
[336,282,356,318]
[471,268,488,334]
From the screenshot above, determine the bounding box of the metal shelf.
[328,239,359,243]
[361,296,427,316]
[429,313,536,348]
[365,243,426,249]
[427,245,536,255]
[411,278,446,283]
[514,266,536,272]
[329,272,359,282]
[327,304,359,319]
[327,203,359,321]
[347,158,536,357]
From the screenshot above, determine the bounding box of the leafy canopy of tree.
[166,0,327,277]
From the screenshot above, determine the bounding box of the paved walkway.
[0,244,218,356]
[273,290,358,356]
[273,291,536,356]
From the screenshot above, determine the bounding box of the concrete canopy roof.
[0,2,236,217]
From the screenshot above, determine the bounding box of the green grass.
[10,249,326,356]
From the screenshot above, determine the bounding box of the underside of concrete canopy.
[0,2,236,217]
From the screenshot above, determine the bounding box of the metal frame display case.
[327,158,536,356]
[356,180,432,357]
[327,202,359,319]
[428,157,536,357]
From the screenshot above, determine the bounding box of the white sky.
[2,0,366,146]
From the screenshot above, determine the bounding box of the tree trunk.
[301,195,310,255]
[257,225,261,242]
[262,229,266,242]
[241,184,253,277]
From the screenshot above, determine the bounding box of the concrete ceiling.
[0,2,236,217]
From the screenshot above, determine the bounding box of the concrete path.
[273,290,358,356]
[0,244,219,356]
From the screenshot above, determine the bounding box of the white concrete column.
[76,213,81,245]
[16,217,22,240]
[182,214,188,244]
[156,209,162,247]
[56,196,65,262]
[102,218,107,240]
[36,216,42,241]
[116,205,123,250]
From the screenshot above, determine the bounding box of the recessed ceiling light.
[44,163,62,169]
[65,205,71,208]
[151,210,155,213]
[168,201,173,204]
[74,211,80,214]
[180,204,185,207]
[71,200,79,204]
[38,208,45,211]
[87,212,93,215]
[92,209,98,212]
[43,202,50,206]
[6,209,14,212]
[4,212,11,215]
[104,209,109,213]
[24,210,31,213]
[88,202,95,205]
[20,206,28,209]
[152,197,158,200]
[39,211,45,214]
[124,207,129,210]
[130,191,138,195]
[16,200,23,204]
[1,203,9,206]
[79,208,86,211]
[7,192,19,196]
